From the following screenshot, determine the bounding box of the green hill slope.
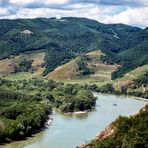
[79,105,148,148]
[46,50,118,86]
[0,17,147,79]
[0,50,45,79]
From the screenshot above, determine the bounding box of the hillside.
[0,17,141,59]
[0,17,147,78]
[78,104,148,148]
[0,50,45,79]
[0,17,147,147]
[46,50,118,86]
[46,58,79,80]
[114,65,148,88]
[103,27,148,79]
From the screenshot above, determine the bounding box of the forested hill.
[0,17,147,78]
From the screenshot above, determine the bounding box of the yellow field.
[0,50,45,79]
[46,50,118,86]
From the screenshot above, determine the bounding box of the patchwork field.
[0,50,45,80]
[114,65,148,88]
[46,50,118,86]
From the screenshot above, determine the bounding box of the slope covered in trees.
[0,17,147,78]
[0,78,96,143]
[80,104,148,148]
[0,90,52,143]
[109,28,148,79]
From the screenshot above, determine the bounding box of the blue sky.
[0,0,148,28]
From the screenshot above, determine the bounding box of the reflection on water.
[0,130,45,148]
[1,93,147,148]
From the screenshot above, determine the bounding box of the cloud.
[99,0,148,7]
[0,7,9,16]
[101,7,148,28]
[0,0,147,28]
[9,0,71,8]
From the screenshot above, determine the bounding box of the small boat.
[113,103,117,106]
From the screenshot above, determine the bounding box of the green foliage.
[75,90,96,111]
[100,83,115,93]
[52,83,96,112]
[119,72,148,98]
[111,40,148,79]
[77,58,93,75]
[14,59,32,72]
[0,89,52,143]
[94,83,115,94]
[90,105,148,148]
[43,44,74,75]
[0,17,145,77]
[0,78,97,143]
[133,72,148,87]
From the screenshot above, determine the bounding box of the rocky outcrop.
[21,30,33,34]
[77,105,148,148]
[77,123,115,148]
[96,123,114,139]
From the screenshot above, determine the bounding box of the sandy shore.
[64,110,88,115]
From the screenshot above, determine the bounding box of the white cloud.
[0,1,147,28]
[10,0,34,5]
[141,0,148,6]
[0,3,113,20]
[102,7,148,27]
[10,0,70,6]
[0,7,9,16]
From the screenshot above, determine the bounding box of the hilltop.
[0,17,147,147]
[0,17,147,79]
[46,50,118,83]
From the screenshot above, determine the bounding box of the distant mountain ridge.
[0,17,142,58]
[0,17,147,79]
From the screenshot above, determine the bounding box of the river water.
[1,93,147,148]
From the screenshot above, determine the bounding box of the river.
[1,93,147,148]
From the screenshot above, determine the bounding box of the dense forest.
[0,17,147,146]
[0,90,52,143]
[0,78,96,143]
[0,17,147,79]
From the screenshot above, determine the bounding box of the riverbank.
[93,92,148,102]
[77,104,148,148]
[0,113,52,145]
[45,115,53,126]
[1,93,147,148]
[64,109,93,115]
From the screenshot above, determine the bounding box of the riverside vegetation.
[0,78,96,143]
[0,17,147,79]
[0,73,147,144]
[83,70,148,99]
[0,17,147,147]
[80,104,148,148]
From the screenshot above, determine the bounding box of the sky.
[0,0,148,28]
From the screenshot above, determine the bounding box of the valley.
[0,17,147,148]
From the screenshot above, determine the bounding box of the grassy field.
[1,50,147,90]
[46,58,79,80]
[46,50,118,86]
[1,72,43,80]
[114,64,148,89]
[0,50,45,80]
[61,78,110,87]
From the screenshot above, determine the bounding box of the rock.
[21,30,33,35]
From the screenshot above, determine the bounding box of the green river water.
[1,93,147,148]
